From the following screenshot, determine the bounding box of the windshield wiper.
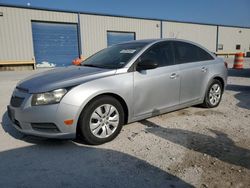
[82,64,115,69]
[82,64,103,68]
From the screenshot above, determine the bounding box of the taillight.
[224,61,228,68]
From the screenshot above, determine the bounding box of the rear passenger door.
[173,41,214,104]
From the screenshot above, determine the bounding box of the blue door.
[107,31,135,46]
[32,22,79,67]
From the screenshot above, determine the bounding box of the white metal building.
[0,4,250,70]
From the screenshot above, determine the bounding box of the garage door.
[32,22,79,67]
[107,31,135,46]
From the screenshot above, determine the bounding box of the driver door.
[133,42,180,117]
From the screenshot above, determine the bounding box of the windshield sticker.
[120,49,137,54]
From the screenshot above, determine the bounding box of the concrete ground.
[0,58,249,188]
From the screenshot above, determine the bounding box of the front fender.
[60,73,134,123]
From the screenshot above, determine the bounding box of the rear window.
[173,41,214,64]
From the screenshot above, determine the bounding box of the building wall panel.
[162,21,217,52]
[218,26,250,53]
[80,14,161,57]
[1,5,250,64]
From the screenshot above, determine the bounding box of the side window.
[161,42,175,66]
[197,47,214,61]
[174,42,197,64]
[174,41,213,64]
[139,42,174,67]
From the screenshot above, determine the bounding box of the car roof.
[119,38,200,45]
[120,38,214,55]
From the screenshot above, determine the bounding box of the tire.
[78,95,124,145]
[202,79,223,108]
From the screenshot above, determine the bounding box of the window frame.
[107,30,136,47]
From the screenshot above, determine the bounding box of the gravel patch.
[0,58,249,187]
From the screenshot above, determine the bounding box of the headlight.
[31,89,67,106]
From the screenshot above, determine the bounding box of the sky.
[0,0,250,27]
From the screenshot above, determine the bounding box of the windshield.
[82,42,148,69]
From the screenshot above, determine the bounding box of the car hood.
[17,66,117,93]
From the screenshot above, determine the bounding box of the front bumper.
[7,89,80,139]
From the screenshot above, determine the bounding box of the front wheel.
[202,79,223,108]
[78,96,124,145]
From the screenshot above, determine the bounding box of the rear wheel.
[202,79,223,108]
[79,96,124,145]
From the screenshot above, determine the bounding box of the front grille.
[10,96,25,107]
[31,123,60,133]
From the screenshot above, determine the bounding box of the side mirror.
[136,59,158,71]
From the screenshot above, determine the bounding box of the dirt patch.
[194,110,224,117]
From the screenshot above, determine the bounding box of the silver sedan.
[8,39,227,144]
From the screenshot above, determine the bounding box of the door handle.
[170,73,177,79]
[201,67,207,72]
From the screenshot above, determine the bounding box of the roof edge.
[0,3,250,29]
